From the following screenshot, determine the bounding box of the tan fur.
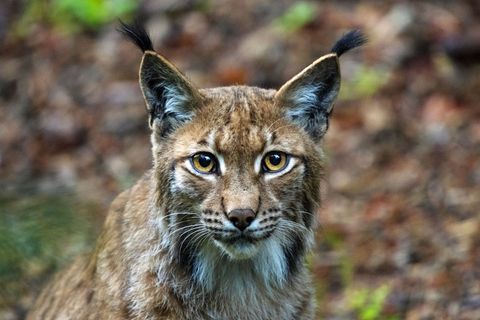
[28,49,341,319]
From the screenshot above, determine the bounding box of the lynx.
[28,22,365,319]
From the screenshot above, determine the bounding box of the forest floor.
[1,1,479,319]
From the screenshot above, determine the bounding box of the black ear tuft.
[118,20,154,52]
[330,29,367,57]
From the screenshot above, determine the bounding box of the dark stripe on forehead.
[270,132,277,145]
[195,127,215,148]
[197,139,208,146]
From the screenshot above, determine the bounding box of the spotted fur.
[28,24,365,320]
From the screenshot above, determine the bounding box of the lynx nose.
[228,208,256,231]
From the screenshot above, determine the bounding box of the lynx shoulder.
[28,23,365,320]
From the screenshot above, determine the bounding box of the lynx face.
[166,87,322,263]
[143,52,339,288]
[119,24,365,291]
[152,86,324,292]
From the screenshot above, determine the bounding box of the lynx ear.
[118,21,202,135]
[276,30,366,139]
[139,52,202,135]
[275,54,340,139]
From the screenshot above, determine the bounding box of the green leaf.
[347,285,392,320]
[276,2,316,33]
[340,66,390,100]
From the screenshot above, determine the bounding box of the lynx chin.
[28,22,366,320]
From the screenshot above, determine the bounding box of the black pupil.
[269,153,282,166]
[199,154,212,168]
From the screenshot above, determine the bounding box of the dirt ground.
[1,1,479,319]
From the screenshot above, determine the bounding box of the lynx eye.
[262,151,289,173]
[191,152,217,174]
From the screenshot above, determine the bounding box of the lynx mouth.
[213,232,274,260]
[214,237,259,260]
[222,234,259,245]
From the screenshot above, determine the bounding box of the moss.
[0,194,100,306]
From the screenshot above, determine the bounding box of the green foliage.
[194,0,213,12]
[348,285,397,320]
[323,228,344,248]
[315,229,403,318]
[53,0,137,28]
[323,229,354,287]
[275,2,316,33]
[340,66,390,100]
[0,195,99,306]
[16,0,138,35]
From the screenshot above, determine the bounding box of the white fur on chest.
[156,234,302,319]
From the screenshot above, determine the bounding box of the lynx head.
[120,22,365,289]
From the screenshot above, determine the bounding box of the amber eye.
[191,152,217,174]
[262,151,289,173]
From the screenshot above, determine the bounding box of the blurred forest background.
[1,0,480,319]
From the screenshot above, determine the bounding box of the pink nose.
[228,208,256,231]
